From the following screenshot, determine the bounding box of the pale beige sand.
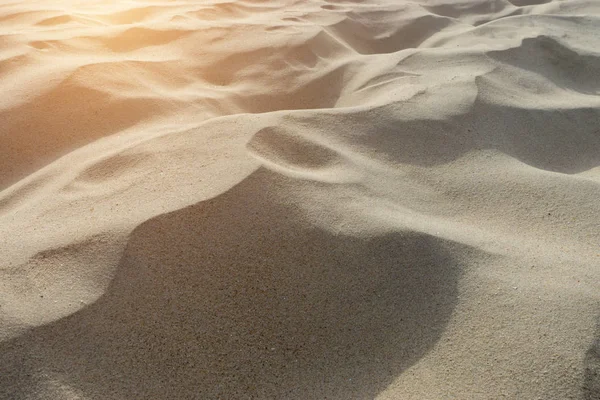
[1,0,600,398]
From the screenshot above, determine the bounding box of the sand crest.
[1,0,599,398]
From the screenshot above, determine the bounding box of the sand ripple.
[1,0,599,398]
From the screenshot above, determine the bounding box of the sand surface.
[1,0,599,398]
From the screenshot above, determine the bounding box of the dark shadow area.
[469,101,600,174]
[584,318,600,400]
[0,168,465,399]
[487,35,600,96]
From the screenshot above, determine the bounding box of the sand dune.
[1,0,599,399]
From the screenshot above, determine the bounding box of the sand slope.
[1,0,599,399]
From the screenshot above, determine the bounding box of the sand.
[0,0,599,398]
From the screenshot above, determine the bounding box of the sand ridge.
[1,0,599,398]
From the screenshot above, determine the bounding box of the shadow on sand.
[0,169,466,399]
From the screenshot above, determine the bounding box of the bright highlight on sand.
[1,0,599,399]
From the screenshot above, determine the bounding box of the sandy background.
[1,0,599,398]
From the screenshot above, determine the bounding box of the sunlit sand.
[1,0,599,398]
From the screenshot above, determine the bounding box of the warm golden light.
[1,0,600,399]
